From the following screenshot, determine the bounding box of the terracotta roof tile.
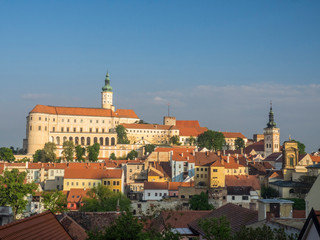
[168,182,194,191]
[58,213,87,240]
[0,211,72,240]
[310,156,320,163]
[222,132,247,139]
[30,104,139,119]
[144,182,168,190]
[244,140,264,153]
[195,152,220,166]
[64,168,122,179]
[176,120,201,128]
[67,189,89,203]
[121,123,179,130]
[225,175,261,190]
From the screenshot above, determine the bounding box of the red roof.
[64,168,122,179]
[175,120,207,137]
[168,182,194,191]
[121,123,178,130]
[0,211,72,240]
[222,132,246,139]
[225,175,261,190]
[245,140,264,153]
[30,104,138,119]
[310,156,320,163]
[144,182,168,190]
[67,188,89,203]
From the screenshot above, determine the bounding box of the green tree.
[235,137,245,150]
[170,136,181,145]
[145,144,156,155]
[43,142,57,162]
[109,153,116,160]
[198,216,232,240]
[42,190,68,213]
[0,147,15,162]
[261,185,280,199]
[33,149,46,163]
[116,125,130,144]
[293,175,317,198]
[187,136,196,146]
[87,143,100,162]
[127,150,138,160]
[62,140,75,162]
[81,185,131,212]
[292,140,306,155]
[197,130,225,151]
[75,145,86,162]
[0,169,37,219]
[189,192,214,210]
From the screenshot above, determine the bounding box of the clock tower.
[101,72,115,111]
[263,102,280,158]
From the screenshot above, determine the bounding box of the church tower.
[282,140,299,181]
[263,102,280,158]
[101,72,115,111]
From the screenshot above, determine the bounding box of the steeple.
[102,72,113,92]
[267,101,276,128]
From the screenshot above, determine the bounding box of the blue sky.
[0,1,319,152]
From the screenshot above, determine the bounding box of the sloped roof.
[225,175,261,190]
[244,140,264,153]
[121,123,178,130]
[0,211,72,240]
[222,132,246,139]
[195,152,220,166]
[263,152,282,162]
[188,203,258,234]
[144,182,168,190]
[168,182,194,191]
[310,156,320,163]
[58,213,88,240]
[64,168,122,179]
[176,120,201,128]
[175,120,207,137]
[298,209,320,239]
[30,104,139,119]
[67,188,89,203]
[172,151,195,162]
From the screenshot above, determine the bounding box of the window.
[67,119,70,123]
[82,182,85,186]
[93,182,96,186]
[61,127,64,132]
[74,128,76,132]
[80,128,83,133]
[71,182,74,186]
[30,126,32,130]
[164,193,167,196]
[148,193,150,196]
[81,119,83,123]
[62,119,64,122]
[205,168,207,171]
[130,169,132,173]
[38,126,41,130]
[102,128,105,133]
[88,182,91,186]
[90,128,92,133]
[31,117,33,120]
[201,168,203,171]
[39,117,41,120]
[232,196,235,200]
[67,127,69,132]
[290,157,294,166]
[96,120,98,123]
[52,127,55,132]
[213,169,217,172]
[96,128,98,133]
[108,181,110,185]
[242,196,249,200]
[67,182,69,186]
[117,181,120,185]
[104,181,107,185]
[159,193,162,196]
[196,174,199,178]
[76,182,79,186]
[90,120,92,123]
[53,118,55,121]
[45,117,47,121]
[155,193,158,196]
[113,181,116,185]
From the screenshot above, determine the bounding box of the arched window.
[94,137,98,144]
[75,137,79,145]
[56,137,60,145]
[63,136,67,143]
[111,137,115,146]
[50,136,54,142]
[87,137,91,146]
[99,137,104,146]
[81,137,85,145]
[105,137,109,146]
[69,136,73,142]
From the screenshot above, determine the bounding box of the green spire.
[267,101,276,128]
[102,72,113,92]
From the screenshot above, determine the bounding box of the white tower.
[101,72,115,111]
[263,102,280,157]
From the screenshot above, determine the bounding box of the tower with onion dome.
[101,72,115,111]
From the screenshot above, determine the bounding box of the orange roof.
[144,182,168,190]
[310,156,320,163]
[154,147,195,152]
[67,188,89,203]
[225,175,260,190]
[172,151,195,162]
[121,123,178,130]
[220,156,246,169]
[176,120,200,128]
[222,132,246,139]
[64,168,122,179]
[168,182,194,191]
[30,104,139,119]
[175,120,206,137]
[0,211,72,240]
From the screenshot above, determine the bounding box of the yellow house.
[194,152,220,187]
[63,167,123,193]
[210,161,226,188]
[147,164,171,182]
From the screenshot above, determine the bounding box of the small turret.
[102,72,113,92]
[267,101,276,128]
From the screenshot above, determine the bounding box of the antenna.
[168,103,170,117]
[270,100,272,110]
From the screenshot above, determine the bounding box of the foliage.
[109,152,116,160]
[187,136,196,146]
[198,216,232,240]
[42,190,68,213]
[81,185,131,212]
[235,137,245,150]
[116,125,130,144]
[87,143,100,162]
[145,144,156,155]
[87,211,181,240]
[235,225,298,240]
[293,175,317,198]
[292,140,306,155]
[189,192,215,210]
[282,198,305,210]
[169,136,181,145]
[62,141,75,162]
[43,142,57,162]
[19,157,30,163]
[75,145,86,162]
[127,150,138,160]
[261,185,280,199]
[0,169,37,219]
[197,130,225,151]
[0,147,15,162]
[33,149,46,162]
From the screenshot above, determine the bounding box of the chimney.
[187,157,189,160]
[217,151,221,156]
[206,151,210,157]
[0,207,13,226]
[181,153,183,157]
[193,150,195,156]
[227,156,229,163]
[236,154,238,160]
[223,149,225,156]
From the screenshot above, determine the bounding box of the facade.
[23,72,140,156]
[222,132,248,150]
[263,104,280,158]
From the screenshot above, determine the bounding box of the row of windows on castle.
[127,129,178,134]
[66,180,120,187]
[30,116,119,125]
[29,125,113,134]
[52,136,116,146]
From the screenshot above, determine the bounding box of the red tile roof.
[58,213,87,240]
[30,104,139,119]
[310,156,320,163]
[195,152,220,166]
[0,211,72,240]
[64,168,122,179]
[144,182,168,190]
[67,189,89,203]
[172,151,195,162]
[222,132,246,139]
[154,147,195,152]
[245,140,265,153]
[225,175,261,190]
[121,123,178,130]
[168,182,194,191]
[176,120,201,128]
[175,120,207,137]
[188,203,258,234]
